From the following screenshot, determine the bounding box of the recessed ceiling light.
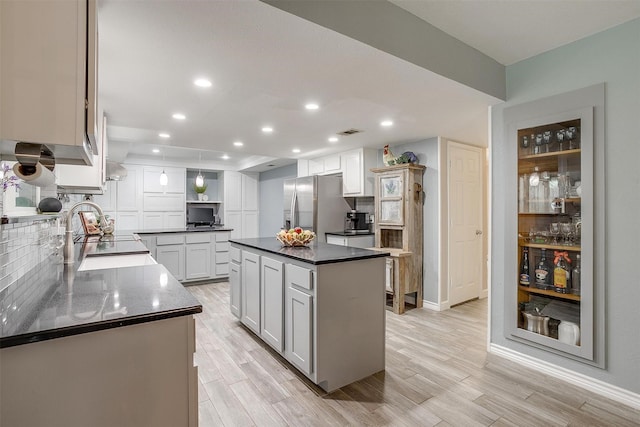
[194,78,212,88]
[152,148,160,153]
[292,148,301,153]
[381,120,393,127]
[221,154,230,160]
[328,137,338,143]
[233,141,244,147]
[172,113,186,120]
[262,126,273,133]
[158,133,170,138]
[305,103,319,110]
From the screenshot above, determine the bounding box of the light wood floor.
[188,283,640,426]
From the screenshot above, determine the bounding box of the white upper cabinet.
[0,0,98,165]
[117,165,143,212]
[143,167,185,194]
[241,173,259,211]
[223,171,242,211]
[341,148,378,197]
[307,155,342,176]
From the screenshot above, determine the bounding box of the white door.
[448,142,483,306]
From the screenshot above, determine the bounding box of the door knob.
[476,230,483,235]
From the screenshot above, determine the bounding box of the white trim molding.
[422,300,448,312]
[490,344,640,411]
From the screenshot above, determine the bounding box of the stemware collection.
[522,126,579,155]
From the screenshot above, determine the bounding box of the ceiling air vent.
[337,128,363,136]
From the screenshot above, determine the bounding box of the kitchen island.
[0,236,201,427]
[230,237,389,392]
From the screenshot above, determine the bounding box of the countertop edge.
[0,305,202,349]
[230,239,390,265]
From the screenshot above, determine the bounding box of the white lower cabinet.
[185,243,211,281]
[156,245,185,281]
[260,256,284,353]
[229,261,241,319]
[140,231,230,283]
[285,284,313,376]
[232,243,385,392]
[241,251,261,334]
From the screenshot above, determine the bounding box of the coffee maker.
[345,211,369,233]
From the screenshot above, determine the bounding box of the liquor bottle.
[519,247,530,286]
[535,248,552,290]
[571,254,581,295]
[553,251,571,294]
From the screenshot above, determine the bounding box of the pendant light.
[160,151,168,186]
[195,152,204,187]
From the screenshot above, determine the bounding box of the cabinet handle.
[476,230,483,235]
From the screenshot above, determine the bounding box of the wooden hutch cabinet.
[371,164,425,314]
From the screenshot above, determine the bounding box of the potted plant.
[194,182,207,200]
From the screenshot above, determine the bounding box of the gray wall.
[258,163,297,237]
[380,139,440,303]
[491,18,640,393]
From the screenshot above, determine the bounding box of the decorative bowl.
[276,228,316,247]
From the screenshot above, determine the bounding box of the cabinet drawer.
[287,264,313,291]
[215,232,230,242]
[230,246,241,263]
[156,234,185,245]
[216,241,230,252]
[215,263,229,276]
[216,252,230,264]
[186,233,210,244]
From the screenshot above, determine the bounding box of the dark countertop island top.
[230,237,389,265]
[325,231,375,237]
[134,226,232,234]
[0,236,202,349]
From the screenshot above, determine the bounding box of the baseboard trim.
[422,300,444,311]
[490,344,640,411]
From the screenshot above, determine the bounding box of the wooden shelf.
[519,148,581,160]
[521,242,581,251]
[186,200,222,204]
[518,285,581,302]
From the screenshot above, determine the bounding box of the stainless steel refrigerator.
[283,175,351,242]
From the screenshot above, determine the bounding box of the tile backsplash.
[0,217,61,294]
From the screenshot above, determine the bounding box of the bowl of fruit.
[276,227,316,247]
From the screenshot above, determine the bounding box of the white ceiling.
[98,0,640,171]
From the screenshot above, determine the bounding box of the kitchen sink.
[77,253,157,271]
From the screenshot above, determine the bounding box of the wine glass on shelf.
[566,126,578,150]
[543,131,552,153]
[520,135,530,155]
[549,223,560,245]
[534,133,543,154]
[560,222,574,246]
[556,129,566,151]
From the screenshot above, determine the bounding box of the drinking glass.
[556,129,566,151]
[560,223,574,245]
[549,223,560,244]
[534,133,543,154]
[566,126,578,150]
[521,135,530,155]
[543,131,552,153]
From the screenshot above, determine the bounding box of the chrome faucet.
[63,201,106,265]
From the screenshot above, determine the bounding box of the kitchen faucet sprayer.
[63,201,106,265]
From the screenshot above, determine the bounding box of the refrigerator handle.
[291,191,298,228]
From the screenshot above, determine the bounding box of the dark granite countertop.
[134,226,232,234]
[0,241,202,349]
[230,238,389,265]
[325,231,375,237]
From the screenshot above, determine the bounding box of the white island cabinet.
[230,238,388,392]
